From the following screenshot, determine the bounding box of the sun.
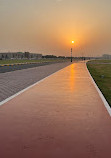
[72,41,75,44]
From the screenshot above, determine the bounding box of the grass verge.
[88,59,111,63]
[87,60,111,107]
[0,59,68,65]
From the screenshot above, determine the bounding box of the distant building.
[0,52,42,60]
[24,52,30,58]
[102,54,111,59]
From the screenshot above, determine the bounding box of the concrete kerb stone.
[86,62,111,117]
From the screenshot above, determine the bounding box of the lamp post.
[71,48,72,62]
[71,41,74,62]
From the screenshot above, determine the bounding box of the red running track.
[0,62,111,158]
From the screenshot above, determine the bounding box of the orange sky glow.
[0,0,111,56]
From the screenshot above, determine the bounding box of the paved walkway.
[0,62,111,158]
[0,62,70,102]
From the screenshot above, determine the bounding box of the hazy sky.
[0,0,111,56]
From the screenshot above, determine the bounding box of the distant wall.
[0,52,42,60]
[102,54,111,59]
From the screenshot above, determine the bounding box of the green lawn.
[87,60,111,107]
[0,59,68,65]
[88,59,111,63]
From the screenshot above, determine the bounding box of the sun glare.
[72,41,74,44]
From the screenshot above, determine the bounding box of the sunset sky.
[0,0,111,56]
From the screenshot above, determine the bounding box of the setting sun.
[72,41,75,44]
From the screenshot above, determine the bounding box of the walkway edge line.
[0,64,71,107]
[86,62,111,117]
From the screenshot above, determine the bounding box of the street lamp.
[71,41,74,62]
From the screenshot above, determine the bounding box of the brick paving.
[0,61,66,73]
[0,62,70,102]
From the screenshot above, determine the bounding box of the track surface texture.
[0,62,111,158]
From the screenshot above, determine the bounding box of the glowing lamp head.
[72,41,74,44]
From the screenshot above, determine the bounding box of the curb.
[86,62,111,117]
[0,61,66,67]
[0,62,44,67]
